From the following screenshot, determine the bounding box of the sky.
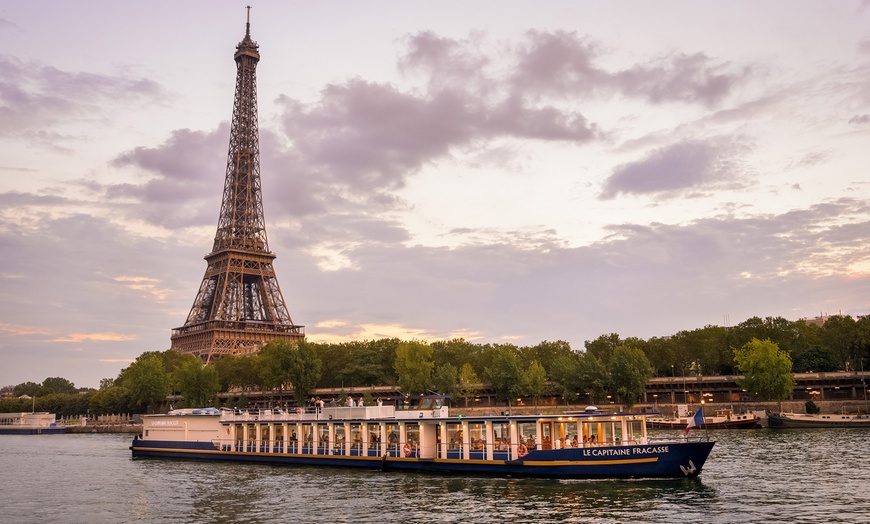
[1,1,869,390]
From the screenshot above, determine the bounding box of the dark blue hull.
[130,438,714,479]
[0,427,65,435]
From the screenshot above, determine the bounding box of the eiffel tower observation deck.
[171,8,304,364]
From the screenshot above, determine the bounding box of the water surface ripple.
[2,429,869,523]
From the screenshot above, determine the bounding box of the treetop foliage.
[5,314,867,416]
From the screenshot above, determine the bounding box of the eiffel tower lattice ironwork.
[171,8,303,364]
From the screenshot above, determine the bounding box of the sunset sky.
[2,1,869,389]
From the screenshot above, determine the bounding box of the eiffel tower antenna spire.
[171,8,303,363]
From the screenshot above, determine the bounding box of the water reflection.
[3,430,870,523]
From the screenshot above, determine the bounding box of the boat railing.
[211,437,422,458]
[219,406,398,422]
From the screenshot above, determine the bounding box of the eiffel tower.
[171,8,304,364]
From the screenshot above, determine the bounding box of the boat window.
[334,425,346,451]
[351,424,363,450]
[302,424,313,447]
[555,422,576,448]
[420,398,433,410]
[625,420,643,445]
[469,423,486,451]
[518,422,537,450]
[406,423,420,450]
[493,422,511,451]
[385,424,400,452]
[317,424,329,449]
[447,423,462,450]
[581,422,599,445]
[366,423,381,450]
[611,422,623,444]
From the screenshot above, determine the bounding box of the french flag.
[686,407,705,434]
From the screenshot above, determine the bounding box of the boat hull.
[130,437,715,479]
[0,427,65,435]
[647,418,761,430]
[768,413,870,428]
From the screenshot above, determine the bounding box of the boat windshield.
[392,395,446,410]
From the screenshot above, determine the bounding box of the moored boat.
[646,405,762,430]
[130,398,715,478]
[0,412,65,434]
[768,411,870,428]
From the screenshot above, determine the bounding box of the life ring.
[517,444,529,457]
[402,443,412,456]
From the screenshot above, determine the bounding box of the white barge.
[131,397,714,478]
[0,412,65,434]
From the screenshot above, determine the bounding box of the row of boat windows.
[213,420,646,451]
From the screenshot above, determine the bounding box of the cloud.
[288,198,870,347]
[508,30,748,106]
[599,137,754,200]
[0,55,164,142]
[107,126,227,228]
[50,332,139,343]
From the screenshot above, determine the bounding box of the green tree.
[165,353,204,396]
[733,338,795,402]
[792,345,839,373]
[394,340,434,394]
[288,339,322,404]
[549,353,580,404]
[432,363,459,397]
[41,377,77,395]
[484,345,524,406]
[256,338,298,408]
[521,340,574,375]
[577,352,608,403]
[175,359,220,407]
[609,345,653,408]
[457,363,480,407]
[257,339,297,401]
[584,333,621,367]
[522,360,548,407]
[821,315,860,370]
[13,381,42,397]
[432,338,481,371]
[90,386,132,414]
[120,354,170,412]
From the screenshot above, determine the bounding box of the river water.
[1,428,869,523]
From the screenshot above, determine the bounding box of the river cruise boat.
[647,405,762,430]
[0,412,65,434]
[130,398,714,478]
[768,411,870,428]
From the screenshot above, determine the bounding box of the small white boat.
[647,405,762,430]
[768,412,870,428]
[0,412,65,434]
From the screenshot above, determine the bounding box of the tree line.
[3,314,868,416]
